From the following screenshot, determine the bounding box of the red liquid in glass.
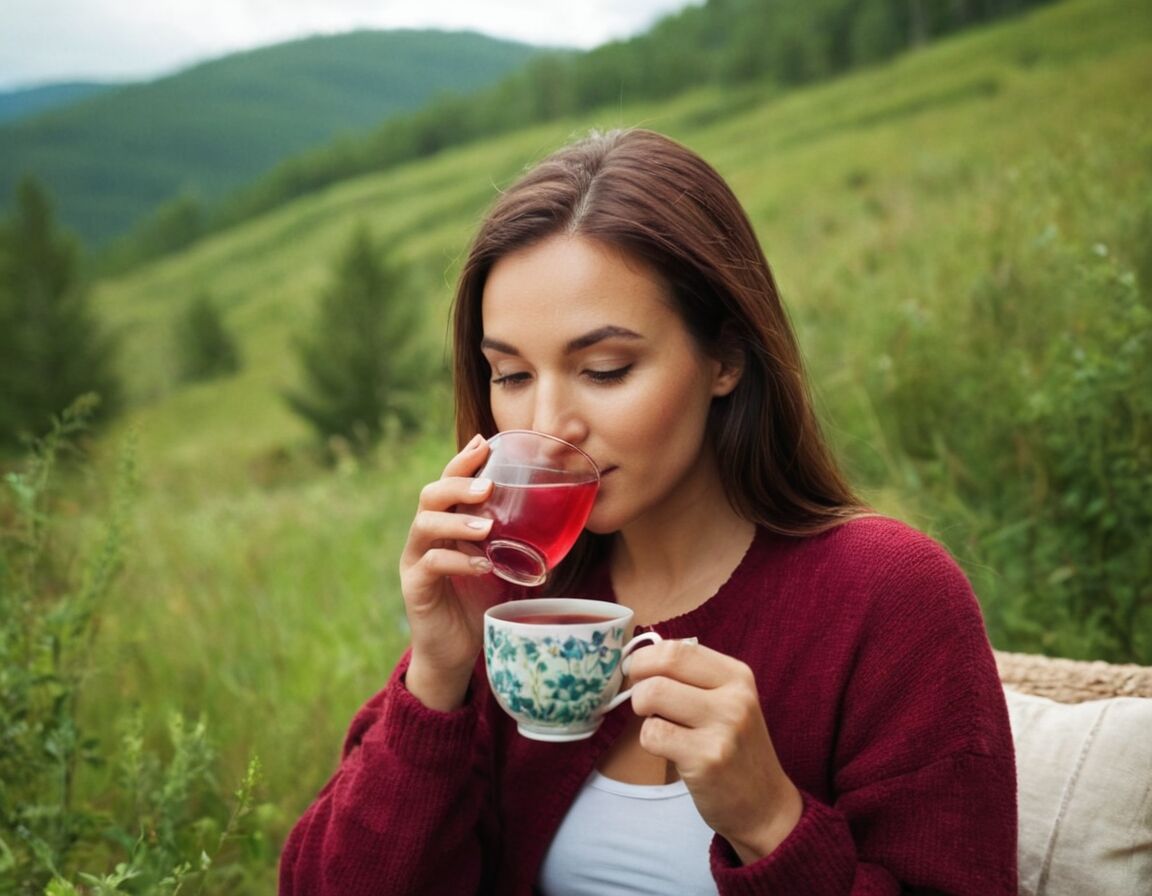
[481,479,598,572]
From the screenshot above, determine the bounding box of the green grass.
[49,0,1152,888]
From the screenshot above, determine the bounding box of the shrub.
[174,293,243,384]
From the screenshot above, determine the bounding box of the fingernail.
[466,434,484,450]
[469,476,492,495]
[466,518,493,532]
[470,555,493,572]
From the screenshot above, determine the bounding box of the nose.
[530,378,588,448]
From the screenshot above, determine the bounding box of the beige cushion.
[1005,688,1152,895]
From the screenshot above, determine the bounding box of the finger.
[406,546,493,585]
[639,713,746,779]
[626,639,735,690]
[417,474,493,514]
[629,674,715,728]
[637,713,696,763]
[404,509,493,559]
[441,434,490,478]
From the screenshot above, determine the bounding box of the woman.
[279,129,1017,894]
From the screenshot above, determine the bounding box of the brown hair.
[451,129,866,558]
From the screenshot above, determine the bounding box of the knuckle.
[409,508,435,538]
[631,676,666,712]
[700,736,734,770]
[628,680,653,715]
[639,716,672,752]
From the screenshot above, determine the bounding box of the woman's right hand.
[399,434,498,711]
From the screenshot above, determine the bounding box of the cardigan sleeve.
[278,650,497,896]
[709,751,1016,894]
[711,527,1018,894]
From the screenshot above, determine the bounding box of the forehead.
[481,235,676,340]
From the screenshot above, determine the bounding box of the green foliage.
[1,398,108,892]
[174,294,242,385]
[867,144,1152,662]
[1007,252,1151,660]
[284,224,431,456]
[0,178,121,455]
[0,400,266,894]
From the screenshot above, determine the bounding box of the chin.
[583,509,622,537]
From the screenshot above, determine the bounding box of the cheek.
[614,369,714,449]
[488,390,529,432]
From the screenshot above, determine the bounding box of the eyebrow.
[480,325,643,357]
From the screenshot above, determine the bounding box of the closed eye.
[492,371,531,388]
[584,365,632,385]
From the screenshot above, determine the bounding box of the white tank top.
[537,771,718,895]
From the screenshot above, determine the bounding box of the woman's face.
[479,234,740,535]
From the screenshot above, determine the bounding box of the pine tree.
[174,292,242,383]
[284,223,427,456]
[0,177,120,453]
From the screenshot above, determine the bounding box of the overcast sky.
[0,0,701,90]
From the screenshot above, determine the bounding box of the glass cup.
[471,430,600,587]
[484,598,662,741]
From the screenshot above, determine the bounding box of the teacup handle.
[602,631,663,713]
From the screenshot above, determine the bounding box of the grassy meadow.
[14,0,1150,889]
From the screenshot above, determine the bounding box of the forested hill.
[113,0,1063,270]
[0,30,541,246]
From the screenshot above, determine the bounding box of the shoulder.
[751,516,985,656]
[815,514,956,562]
[765,514,969,596]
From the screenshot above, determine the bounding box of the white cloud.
[0,0,700,89]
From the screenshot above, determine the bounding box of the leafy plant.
[0,399,265,894]
[0,396,124,891]
[1013,253,1152,660]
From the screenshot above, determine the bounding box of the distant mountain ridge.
[0,30,540,245]
[0,81,120,123]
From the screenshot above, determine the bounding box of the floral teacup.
[483,598,661,742]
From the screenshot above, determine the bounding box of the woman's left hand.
[626,639,804,865]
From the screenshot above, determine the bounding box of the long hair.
[451,129,866,583]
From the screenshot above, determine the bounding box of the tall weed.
[0,399,266,894]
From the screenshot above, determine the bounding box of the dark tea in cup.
[483,598,661,742]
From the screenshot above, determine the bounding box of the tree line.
[107,0,1057,272]
[0,178,420,460]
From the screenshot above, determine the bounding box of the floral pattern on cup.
[485,623,627,733]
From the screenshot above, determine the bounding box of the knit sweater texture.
[279,516,1018,894]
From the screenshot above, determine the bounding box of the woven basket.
[995,650,1152,702]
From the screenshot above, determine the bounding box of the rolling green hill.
[15,0,1150,888]
[96,0,1151,465]
[0,30,540,245]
